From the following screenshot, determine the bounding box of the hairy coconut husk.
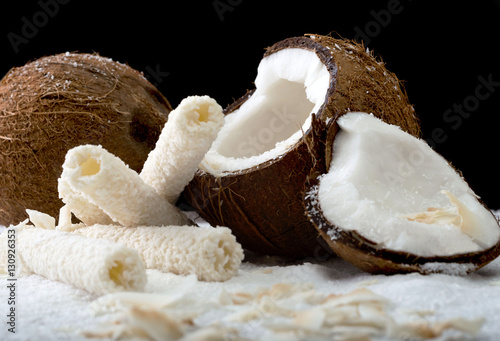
[0,53,171,225]
[182,35,421,258]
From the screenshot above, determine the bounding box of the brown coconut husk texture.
[182,35,421,259]
[0,53,171,226]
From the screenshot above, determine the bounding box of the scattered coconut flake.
[327,227,341,240]
[420,262,476,276]
[399,317,485,339]
[258,268,273,274]
[83,281,484,340]
[82,306,184,340]
[91,275,197,314]
[26,209,56,230]
[356,279,379,287]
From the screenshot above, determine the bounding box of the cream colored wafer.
[140,96,224,203]
[68,223,243,282]
[59,144,191,227]
[58,180,114,226]
[0,220,147,295]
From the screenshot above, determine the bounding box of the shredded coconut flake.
[420,262,476,276]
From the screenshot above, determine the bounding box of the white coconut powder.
[0,207,500,339]
[420,262,477,276]
[0,244,498,340]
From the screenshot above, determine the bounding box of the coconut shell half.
[182,35,421,258]
[304,112,500,275]
[0,53,171,225]
[305,177,500,275]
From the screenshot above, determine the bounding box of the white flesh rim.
[201,48,330,176]
[317,112,500,257]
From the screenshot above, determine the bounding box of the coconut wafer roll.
[59,144,191,227]
[68,224,244,282]
[58,180,114,226]
[0,221,147,295]
[140,96,224,203]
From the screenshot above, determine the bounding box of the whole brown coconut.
[182,35,421,258]
[0,53,171,225]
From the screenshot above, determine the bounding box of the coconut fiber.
[0,53,171,225]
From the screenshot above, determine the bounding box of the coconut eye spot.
[203,48,330,174]
[80,157,101,176]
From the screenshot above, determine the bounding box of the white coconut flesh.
[317,112,500,257]
[201,48,330,175]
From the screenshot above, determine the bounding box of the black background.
[1,0,499,208]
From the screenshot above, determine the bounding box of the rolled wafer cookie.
[0,220,147,295]
[68,224,244,282]
[59,144,191,227]
[57,180,114,226]
[140,95,224,203]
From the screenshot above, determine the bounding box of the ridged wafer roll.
[69,224,244,282]
[140,96,224,203]
[59,145,191,227]
[0,222,147,295]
